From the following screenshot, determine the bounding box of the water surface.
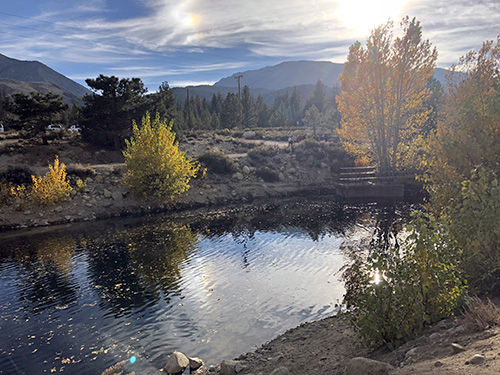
[0,200,411,374]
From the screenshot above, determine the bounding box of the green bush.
[444,167,500,295]
[255,167,280,182]
[197,151,236,175]
[341,213,466,349]
[123,112,200,202]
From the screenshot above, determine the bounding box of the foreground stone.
[165,351,190,374]
[220,360,245,375]
[344,357,394,375]
[189,357,204,371]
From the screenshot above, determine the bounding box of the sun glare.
[334,0,408,34]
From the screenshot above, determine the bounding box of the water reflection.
[0,198,415,374]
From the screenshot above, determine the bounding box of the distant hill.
[173,60,451,104]
[214,61,343,90]
[0,53,90,104]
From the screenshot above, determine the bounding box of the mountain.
[0,53,90,104]
[173,60,451,104]
[214,61,343,90]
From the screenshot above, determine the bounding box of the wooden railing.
[339,166,414,185]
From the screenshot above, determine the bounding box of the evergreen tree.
[81,75,147,149]
[6,92,68,135]
[221,93,239,128]
[255,94,269,127]
[241,86,257,128]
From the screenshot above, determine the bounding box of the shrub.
[341,213,466,349]
[66,163,95,179]
[248,146,280,164]
[30,156,72,206]
[0,182,11,205]
[463,297,500,332]
[197,151,236,175]
[123,112,200,202]
[255,167,280,182]
[0,166,34,185]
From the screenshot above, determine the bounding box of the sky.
[0,0,499,92]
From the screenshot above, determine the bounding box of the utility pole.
[234,74,243,129]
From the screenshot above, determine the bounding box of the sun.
[334,0,409,34]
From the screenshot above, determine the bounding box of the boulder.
[112,191,123,201]
[242,131,257,139]
[469,354,485,365]
[233,172,244,181]
[220,360,244,375]
[344,357,394,375]
[165,351,190,374]
[103,189,112,199]
[242,166,251,175]
[188,357,204,371]
[451,343,466,354]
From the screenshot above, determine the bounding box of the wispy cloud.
[1,0,499,89]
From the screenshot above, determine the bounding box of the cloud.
[1,0,500,88]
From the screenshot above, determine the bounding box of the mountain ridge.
[0,53,90,104]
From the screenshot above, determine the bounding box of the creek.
[0,199,413,374]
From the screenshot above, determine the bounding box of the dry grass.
[462,297,500,332]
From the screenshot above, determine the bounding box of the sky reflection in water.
[0,201,411,374]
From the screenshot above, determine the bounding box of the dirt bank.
[0,129,350,231]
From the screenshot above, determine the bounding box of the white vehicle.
[68,125,81,133]
[47,124,63,131]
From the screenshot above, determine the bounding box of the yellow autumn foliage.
[123,112,200,202]
[30,156,72,206]
[337,17,437,170]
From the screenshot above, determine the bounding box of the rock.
[220,360,242,375]
[242,130,257,139]
[85,203,93,208]
[344,357,394,375]
[270,367,290,375]
[95,175,104,183]
[82,194,91,200]
[242,166,251,174]
[287,168,296,175]
[469,354,485,365]
[233,172,244,181]
[103,201,113,208]
[188,357,204,371]
[70,189,77,197]
[112,191,123,201]
[434,361,444,367]
[85,177,94,184]
[451,343,466,354]
[23,210,31,215]
[103,189,112,198]
[278,172,285,181]
[54,206,63,213]
[165,351,190,374]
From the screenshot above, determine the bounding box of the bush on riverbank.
[123,112,200,202]
[197,151,236,175]
[341,213,466,349]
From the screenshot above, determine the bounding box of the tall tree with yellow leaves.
[337,17,437,170]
